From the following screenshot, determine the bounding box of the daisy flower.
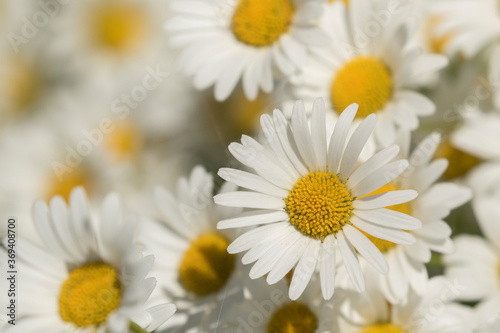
[444,169,500,302]
[290,0,448,146]
[338,276,473,333]
[431,0,500,108]
[139,166,244,330]
[340,131,472,304]
[214,99,421,300]
[215,275,340,333]
[166,0,328,101]
[2,187,175,333]
[48,0,168,86]
[451,110,500,163]
[430,0,500,59]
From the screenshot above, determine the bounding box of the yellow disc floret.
[105,121,142,161]
[434,139,480,179]
[267,302,318,333]
[331,56,393,119]
[231,0,294,47]
[45,167,89,203]
[358,183,411,252]
[285,172,353,240]
[59,263,121,327]
[179,233,235,296]
[360,323,406,333]
[90,1,151,53]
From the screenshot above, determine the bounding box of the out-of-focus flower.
[166,0,328,101]
[47,0,168,87]
[444,181,500,301]
[339,276,473,333]
[341,131,471,304]
[215,99,420,300]
[290,0,448,146]
[2,187,176,333]
[215,275,340,333]
[140,166,244,330]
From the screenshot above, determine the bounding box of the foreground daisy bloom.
[291,0,447,145]
[215,99,421,300]
[2,187,175,333]
[339,276,472,333]
[166,0,328,101]
[140,166,243,329]
[341,132,471,304]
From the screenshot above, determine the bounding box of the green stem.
[129,321,149,333]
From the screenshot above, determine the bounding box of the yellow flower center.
[231,0,295,47]
[426,16,452,54]
[45,167,89,203]
[267,302,318,333]
[331,56,393,119]
[105,121,142,161]
[3,58,41,113]
[434,139,480,179]
[179,233,235,296]
[358,183,410,252]
[90,1,151,53]
[59,263,121,327]
[328,0,349,4]
[285,172,354,240]
[360,323,406,333]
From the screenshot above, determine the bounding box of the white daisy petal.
[289,240,320,300]
[347,144,400,189]
[214,191,285,210]
[327,103,358,173]
[351,160,409,197]
[353,190,418,210]
[339,114,377,180]
[267,237,310,285]
[354,208,422,230]
[337,230,365,292]
[218,168,289,197]
[319,235,336,300]
[352,216,416,245]
[217,210,288,229]
[343,225,388,274]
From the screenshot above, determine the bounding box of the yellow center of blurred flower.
[361,323,406,333]
[4,58,41,113]
[45,168,89,203]
[91,2,151,53]
[59,263,121,327]
[105,121,142,161]
[267,302,318,333]
[331,56,393,119]
[434,139,480,179]
[426,16,452,54]
[328,0,349,4]
[285,172,353,240]
[231,0,294,47]
[179,233,235,296]
[358,183,411,252]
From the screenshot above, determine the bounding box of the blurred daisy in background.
[431,0,500,109]
[444,168,500,303]
[1,187,176,333]
[340,131,471,304]
[216,275,340,333]
[290,0,448,146]
[339,276,472,333]
[140,166,244,332]
[215,99,421,300]
[47,0,168,86]
[166,0,328,101]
